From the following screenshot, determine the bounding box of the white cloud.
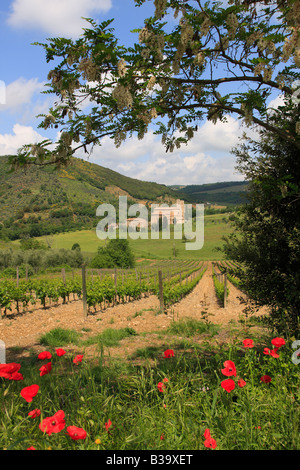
[7,0,113,37]
[267,93,285,113]
[78,115,245,185]
[0,77,45,114]
[0,124,46,155]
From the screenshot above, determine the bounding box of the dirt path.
[0,262,268,358]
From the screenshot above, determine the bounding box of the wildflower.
[264,347,280,358]
[38,351,52,360]
[56,348,66,357]
[10,371,24,381]
[221,360,237,377]
[160,433,165,440]
[105,419,112,431]
[163,349,174,358]
[243,339,254,348]
[221,378,235,393]
[238,379,246,388]
[28,409,41,419]
[163,377,168,383]
[0,363,22,379]
[66,426,87,441]
[20,384,39,403]
[39,362,52,376]
[271,337,285,348]
[39,410,66,436]
[27,446,36,450]
[157,381,166,392]
[73,354,84,365]
[203,429,217,449]
[260,375,272,384]
[95,438,101,445]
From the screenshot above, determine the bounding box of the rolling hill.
[0,155,189,242]
[169,181,249,206]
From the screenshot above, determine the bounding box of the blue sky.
[0,0,283,186]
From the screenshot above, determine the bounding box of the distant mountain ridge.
[169,181,249,205]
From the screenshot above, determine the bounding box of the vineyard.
[0,259,215,319]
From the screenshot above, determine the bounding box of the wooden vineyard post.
[16,267,19,287]
[224,272,228,308]
[62,268,66,285]
[158,270,164,313]
[82,264,88,319]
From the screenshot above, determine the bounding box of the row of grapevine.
[212,263,229,307]
[0,260,204,317]
[157,264,207,309]
[216,260,245,292]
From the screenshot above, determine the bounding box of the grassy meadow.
[1,318,299,451]
[11,212,234,261]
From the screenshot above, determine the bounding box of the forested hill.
[0,155,188,241]
[169,181,249,205]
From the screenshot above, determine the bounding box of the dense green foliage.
[90,239,135,269]
[223,107,300,336]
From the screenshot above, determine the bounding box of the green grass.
[1,321,299,450]
[165,318,220,337]
[39,328,82,347]
[10,215,234,260]
[81,327,138,348]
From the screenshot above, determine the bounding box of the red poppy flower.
[66,426,87,440]
[27,446,36,450]
[20,384,39,402]
[269,347,280,358]
[28,409,41,419]
[39,410,66,435]
[271,337,285,348]
[160,433,165,440]
[221,378,235,393]
[38,351,52,360]
[157,381,166,392]
[164,349,174,358]
[260,375,272,383]
[0,363,21,379]
[105,419,112,431]
[238,379,246,388]
[39,362,52,376]
[204,436,217,449]
[221,360,237,377]
[10,371,24,381]
[163,377,168,383]
[203,428,217,448]
[73,354,84,364]
[242,338,254,348]
[56,348,66,357]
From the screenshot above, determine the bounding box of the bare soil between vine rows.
[0,262,269,363]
